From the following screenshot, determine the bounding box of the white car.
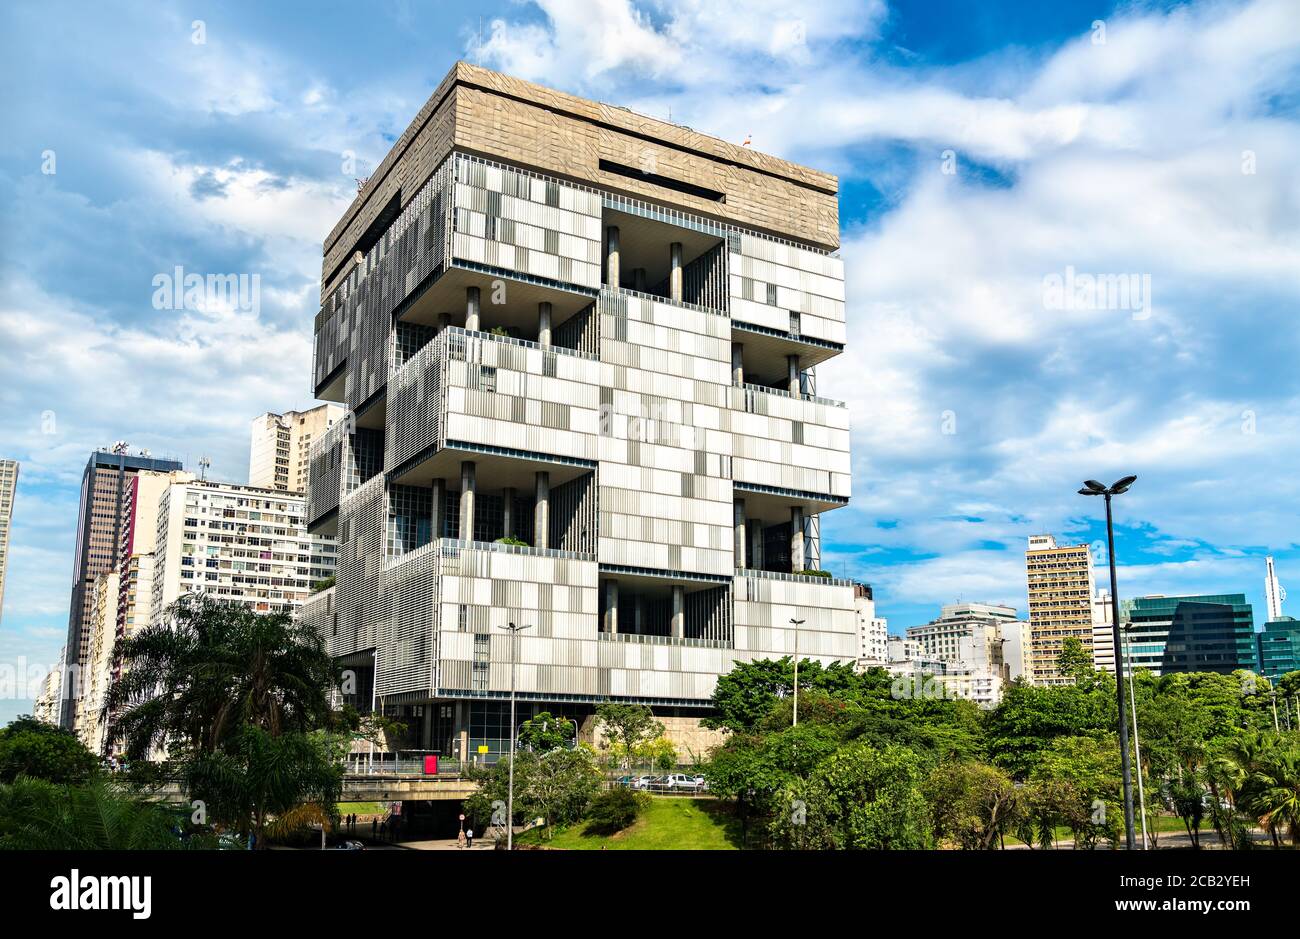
[631,774,657,790]
[662,773,703,791]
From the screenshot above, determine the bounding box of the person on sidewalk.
[465,828,474,849]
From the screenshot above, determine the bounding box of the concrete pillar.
[431,477,446,540]
[790,506,805,573]
[436,311,451,332]
[466,286,481,333]
[734,499,747,570]
[460,461,476,543]
[669,242,683,302]
[537,302,552,349]
[604,580,620,634]
[787,354,801,395]
[502,487,516,539]
[731,343,745,386]
[634,596,647,636]
[671,585,685,639]
[533,471,550,549]
[750,521,764,572]
[421,706,433,750]
[606,226,621,288]
[633,268,646,292]
[456,701,469,763]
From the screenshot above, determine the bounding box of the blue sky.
[1,0,1298,723]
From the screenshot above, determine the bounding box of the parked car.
[662,773,703,791]
[631,774,657,790]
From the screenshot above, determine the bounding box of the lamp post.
[1121,624,1149,850]
[790,618,805,728]
[497,621,532,850]
[1078,475,1138,850]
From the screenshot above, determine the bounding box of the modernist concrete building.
[249,404,346,494]
[0,458,17,626]
[302,62,854,760]
[61,447,182,728]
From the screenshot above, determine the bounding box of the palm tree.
[107,594,338,760]
[1242,747,1300,847]
[0,775,218,850]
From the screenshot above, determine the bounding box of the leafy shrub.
[586,787,640,834]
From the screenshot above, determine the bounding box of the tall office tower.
[150,478,321,626]
[853,583,888,668]
[302,62,854,759]
[249,404,346,493]
[249,406,343,581]
[0,458,17,625]
[1122,594,1257,676]
[1091,589,1116,674]
[61,446,182,727]
[1025,534,1097,685]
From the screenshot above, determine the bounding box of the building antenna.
[198,456,211,481]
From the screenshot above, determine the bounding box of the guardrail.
[737,380,845,409]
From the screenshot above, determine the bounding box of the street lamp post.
[1121,624,1149,850]
[790,618,805,728]
[1078,475,1138,850]
[498,621,532,850]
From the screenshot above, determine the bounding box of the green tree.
[924,762,1022,850]
[0,775,218,850]
[465,747,601,838]
[586,787,641,835]
[596,703,664,771]
[985,679,1112,778]
[108,594,338,760]
[773,742,931,849]
[517,711,575,752]
[1057,636,1098,688]
[1027,735,1122,849]
[0,716,99,784]
[183,725,342,850]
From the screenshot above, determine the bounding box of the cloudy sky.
[1,0,1298,723]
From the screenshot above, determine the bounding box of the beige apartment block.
[0,458,16,625]
[1025,534,1097,685]
[249,404,346,494]
[76,571,119,754]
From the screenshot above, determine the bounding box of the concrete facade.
[303,62,854,763]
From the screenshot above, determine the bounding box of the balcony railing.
[737,567,854,588]
[736,380,845,409]
[596,631,732,650]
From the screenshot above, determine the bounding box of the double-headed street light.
[497,621,532,851]
[1078,474,1138,850]
[790,618,805,728]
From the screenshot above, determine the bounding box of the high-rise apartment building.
[1025,534,1097,685]
[249,406,343,581]
[1091,589,1116,674]
[249,404,345,493]
[0,458,17,625]
[301,62,854,759]
[61,447,182,727]
[903,602,1017,706]
[853,583,888,668]
[151,479,323,625]
[33,651,63,725]
[75,570,120,753]
[1121,594,1257,676]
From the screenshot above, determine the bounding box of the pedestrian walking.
[465,828,474,849]
[457,828,466,849]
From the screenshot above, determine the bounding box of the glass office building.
[1120,594,1257,677]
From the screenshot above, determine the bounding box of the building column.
[669,242,683,302]
[787,354,801,395]
[731,343,745,386]
[671,585,685,639]
[460,461,476,543]
[734,499,747,570]
[465,286,481,333]
[606,226,620,288]
[790,506,805,573]
[436,311,451,332]
[634,596,647,636]
[431,477,446,540]
[633,268,646,292]
[750,521,764,571]
[502,487,516,539]
[537,302,552,349]
[604,580,620,634]
[533,471,550,549]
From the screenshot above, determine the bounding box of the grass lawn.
[337,801,386,816]
[519,797,741,850]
